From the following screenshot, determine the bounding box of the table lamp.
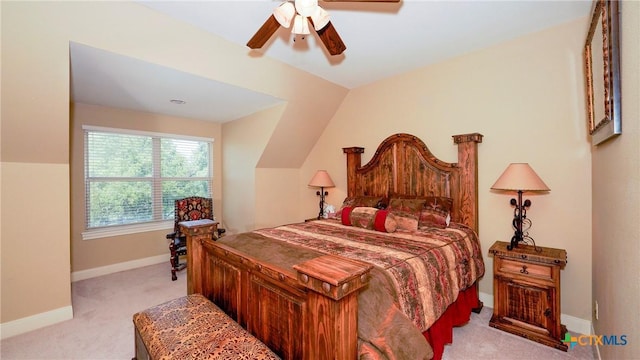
[491,163,550,250]
[308,170,335,219]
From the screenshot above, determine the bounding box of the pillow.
[348,196,387,209]
[373,210,398,233]
[418,209,448,229]
[386,197,426,232]
[348,206,378,230]
[418,197,453,229]
[341,206,354,226]
[390,212,419,232]
[387,197,426,213]
[334,196,387,219]
[373,198,389,210]
[341,206,397,233]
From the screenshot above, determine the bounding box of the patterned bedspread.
[254,219,484,332]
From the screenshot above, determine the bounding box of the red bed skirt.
[423,284,480,360]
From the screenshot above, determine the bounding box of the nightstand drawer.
[499,258,552,279]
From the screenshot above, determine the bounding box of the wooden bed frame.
[185,133,483,360]
[343,133,483,233]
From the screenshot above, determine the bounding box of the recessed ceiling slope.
[69,42,284,123]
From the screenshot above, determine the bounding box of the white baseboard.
[478,291,592,335]
[71,254,167,282]
[562,313,592,336]
[479,291,493,309]
[1,306,73,340]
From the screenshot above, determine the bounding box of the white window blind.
[84,127,212,230]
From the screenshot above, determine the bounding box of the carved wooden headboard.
[343,133,483,233]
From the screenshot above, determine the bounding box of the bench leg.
[134,326,150,360]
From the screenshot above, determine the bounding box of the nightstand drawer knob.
[520,265,529,274]
[544,308,552,317]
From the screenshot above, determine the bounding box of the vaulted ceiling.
[70,0,592,123]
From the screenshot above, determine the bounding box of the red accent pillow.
[334,196,388,219]
[341,206,354,226]
[373,210,398,233]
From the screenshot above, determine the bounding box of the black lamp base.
[316,188,328,220]
[506,190,536,251]
[507,236,520,251]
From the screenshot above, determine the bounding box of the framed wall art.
[584,0,621,146]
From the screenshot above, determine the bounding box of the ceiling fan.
[247,0,400,56]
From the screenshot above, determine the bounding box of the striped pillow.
[341,207,397,233]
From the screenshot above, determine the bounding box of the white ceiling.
[70,42,285,123]
[70,0,593,123]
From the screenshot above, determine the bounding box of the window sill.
[82,221,174,240]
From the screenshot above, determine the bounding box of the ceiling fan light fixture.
[310,6,330,30]
[295,0,318,17]
[292,14,310,35]
[273,2,295,28]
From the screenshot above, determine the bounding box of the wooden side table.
[489,241,568,351]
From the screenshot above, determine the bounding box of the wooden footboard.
[181,220,373,360]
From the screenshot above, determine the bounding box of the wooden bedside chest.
[489,241,568,351]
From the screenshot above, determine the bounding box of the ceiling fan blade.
[247,15,281,49]
[314,21,346,56]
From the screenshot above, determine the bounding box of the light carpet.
[1,262,186,359]
[442,303,595,359]
[1,262,596,359]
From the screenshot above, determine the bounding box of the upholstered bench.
[132,294,280,360]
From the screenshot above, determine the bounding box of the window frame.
[81,125,214,240]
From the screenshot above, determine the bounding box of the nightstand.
[305,217,320,222]
[489,241,568,351]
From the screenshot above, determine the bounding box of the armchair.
[167,196,224,281]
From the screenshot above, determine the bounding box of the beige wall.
[592,1,640,359]
[3,0,636,348]
[1,0,345,330]
[221,105,283,233]
[1,163,71,322]
[70,103,222,272]
[2,1,74,326]
[300,18,594,326]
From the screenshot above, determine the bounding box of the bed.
[185,132,484,360]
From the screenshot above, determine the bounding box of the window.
[84,126,212,234]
